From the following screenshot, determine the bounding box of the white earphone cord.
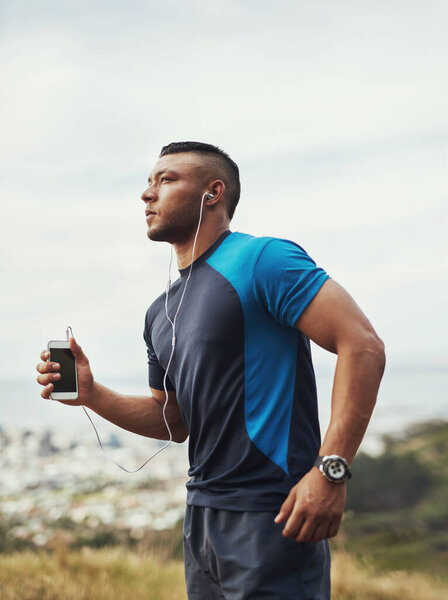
[81,192,208,473]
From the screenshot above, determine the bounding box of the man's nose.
[141,186,156,203]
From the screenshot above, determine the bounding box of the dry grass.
[0,547,187,600]
[332,552,448,600]
[1,548,448,600]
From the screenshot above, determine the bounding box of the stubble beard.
[146,200,202,245]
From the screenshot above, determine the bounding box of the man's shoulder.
[224,231,310,262]
[222,231,298,254]
[207,231,274,275]
[206,232,314,294]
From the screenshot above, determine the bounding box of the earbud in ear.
[206,193,215,199]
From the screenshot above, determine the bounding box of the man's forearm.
[85,382,183,441]
[320,336,386,463]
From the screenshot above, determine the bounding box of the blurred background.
[0,1,447,598]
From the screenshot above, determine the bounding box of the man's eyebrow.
[147,169,179,184]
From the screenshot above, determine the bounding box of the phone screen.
[50,348,77,392]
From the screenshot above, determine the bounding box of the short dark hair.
[159,141,241,220]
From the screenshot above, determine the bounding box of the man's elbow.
[357,330,386,375]
[340,329,386,374]
[375,335,386,375]
[172,426,189,444]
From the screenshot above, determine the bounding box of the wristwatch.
[314,454,352,484]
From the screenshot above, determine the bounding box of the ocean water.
[1,367,447,454]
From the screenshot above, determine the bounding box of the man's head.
[159,142,240,220]
[141,141,240,244]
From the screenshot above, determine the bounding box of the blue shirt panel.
[207,233,330,475]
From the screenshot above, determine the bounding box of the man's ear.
[205,180,225,207]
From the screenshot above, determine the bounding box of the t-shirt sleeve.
[253,238,330,328]
[143,321,175,392]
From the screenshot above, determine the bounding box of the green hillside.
[340,420,448,577]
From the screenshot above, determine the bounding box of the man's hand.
[274,468,346,543]
[36,337,94,406]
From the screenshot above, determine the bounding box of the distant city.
[0,425,189,550]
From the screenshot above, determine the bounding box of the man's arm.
[84,383,188,443]
[274,278,385,542]
[36,337,189,443]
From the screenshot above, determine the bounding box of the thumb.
[274,490,296,524]
[69,336,88,364]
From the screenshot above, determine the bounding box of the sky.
[0,0,447,388]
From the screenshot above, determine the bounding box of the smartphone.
[47,340,78,401]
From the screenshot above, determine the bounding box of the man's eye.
[161,177,172,182]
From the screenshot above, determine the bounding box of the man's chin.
[146,221,193,244]
[147,226,170,243]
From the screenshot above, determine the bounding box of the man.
[37,141,385,599]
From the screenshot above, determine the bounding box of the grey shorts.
[183,505,331,600]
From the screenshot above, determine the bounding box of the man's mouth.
[145,210,156,222]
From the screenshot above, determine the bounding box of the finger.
[282,510,306,538]
[274,492,296,524]
[37,372,61,386]
[307,521,328,543]
[40,349,50,361]
[326,520,341,540]
[69,336,88,364]
[41,383,53,399]
[36,361,60,374]
[294,518,318,543]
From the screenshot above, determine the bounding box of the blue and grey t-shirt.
[144,230,330,511]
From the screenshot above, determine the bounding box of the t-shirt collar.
[178,230,232,278]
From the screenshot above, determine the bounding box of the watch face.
[325,459,346,481]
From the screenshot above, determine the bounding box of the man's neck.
[173,226,229,270]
